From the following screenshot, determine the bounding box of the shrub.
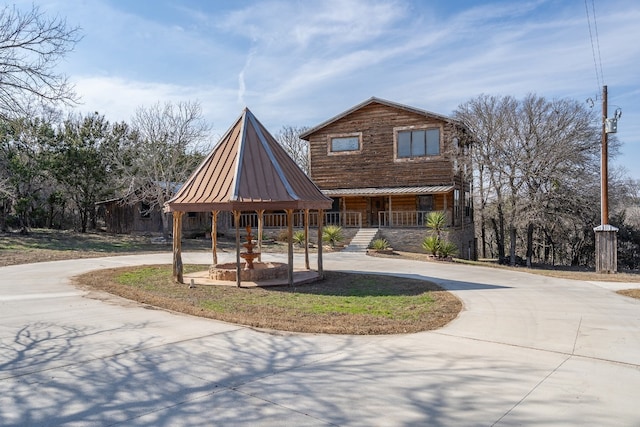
[422,235,440,256]
[292,230,306,246]
[370,238,390,251]
[322,225,344,247]
[438,240,458,258]
[276,229,289,242]
[425,211,447,238]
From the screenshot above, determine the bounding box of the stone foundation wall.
[377,227,476,259]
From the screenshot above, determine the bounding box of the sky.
[18,0,640,180]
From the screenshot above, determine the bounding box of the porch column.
[286,208,294,286]
[211,210,218,265]
[444,193,449,226]
[388,195,393,227]
[257,209,264,262]
[304,209,310,270]
[172,211,184,283]
[317,209,324,279]
[341,197,346,227]
[233,210,241,288]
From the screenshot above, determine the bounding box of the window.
[329,135,360,153]
[417,195,434,211]
[397,128,440,158]
[140,202,151,219]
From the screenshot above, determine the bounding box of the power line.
[584,0,605,96]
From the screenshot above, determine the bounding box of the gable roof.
[165,108,333,212]
[299,97,463,140]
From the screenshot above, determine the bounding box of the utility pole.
[601,85,608,225]
[594,85,618,273]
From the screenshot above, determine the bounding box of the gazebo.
[164,108,333,287]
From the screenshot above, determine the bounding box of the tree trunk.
[497,203,506,259]
[491,217,504,260]
[480,211,487,258]
[509,225,517,266]
[526,222,534,267]
[161,211,170,240]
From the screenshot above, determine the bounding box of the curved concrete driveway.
[1,251,639,426]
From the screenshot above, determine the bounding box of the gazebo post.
[286,208,294,287]
[317,209,324,279]
[172,211,184,283]
[234,210,241,288]
[211,210,219,265]
[304,209,310,270]
[257,209,264,262]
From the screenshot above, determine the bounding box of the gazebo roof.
[166,108,333,212]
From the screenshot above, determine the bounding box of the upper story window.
[328,133,362,155]
[396,128,440,158]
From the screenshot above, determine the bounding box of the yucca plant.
[322,225,344,247]
[370,238,390,251]
[292,230,306,247]
[437,240,458,258]
[425,211,447,239]
[422,235,441,256]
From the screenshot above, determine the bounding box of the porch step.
[343,228,379,252]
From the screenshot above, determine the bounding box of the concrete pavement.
[1,251,639,426]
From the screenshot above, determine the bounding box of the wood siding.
[308,103,461,189]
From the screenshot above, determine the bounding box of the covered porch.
[321,186,456,228]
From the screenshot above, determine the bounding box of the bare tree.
[0,5,81,119]
[275,125,310,175]
[455,94,604,266]
[113,101,211,238]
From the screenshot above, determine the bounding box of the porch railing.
[236,211,362,229]
[378,210,452,228]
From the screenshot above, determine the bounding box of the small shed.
[165,108,333,286]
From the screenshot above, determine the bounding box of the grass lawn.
[74,265,462,335]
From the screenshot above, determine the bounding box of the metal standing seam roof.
[321,186,454,197]
[165,108,333,212]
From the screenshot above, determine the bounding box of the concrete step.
[343,228,379,252]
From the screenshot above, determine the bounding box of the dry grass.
[74,265,462,335]
[617,289,640,299]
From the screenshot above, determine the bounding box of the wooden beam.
[211,210,219,265]
[172,211,184,283]
[234,210,241,288]
[257,209,265,262]
[304,209,310,270]
[317,209,324,279]
[286,208,294,287]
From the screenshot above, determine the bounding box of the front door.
[370,197,386,227]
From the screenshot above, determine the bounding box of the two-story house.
[300,97,475,259]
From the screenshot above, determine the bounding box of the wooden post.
[317,209,324,279]
[286,208,294,287]
[211,210,219,265]
[234,210,241,287]
[304,209,310,270]
[257,209,264,262]
[172,211,184,283]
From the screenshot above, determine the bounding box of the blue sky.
[23,0,640,180]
